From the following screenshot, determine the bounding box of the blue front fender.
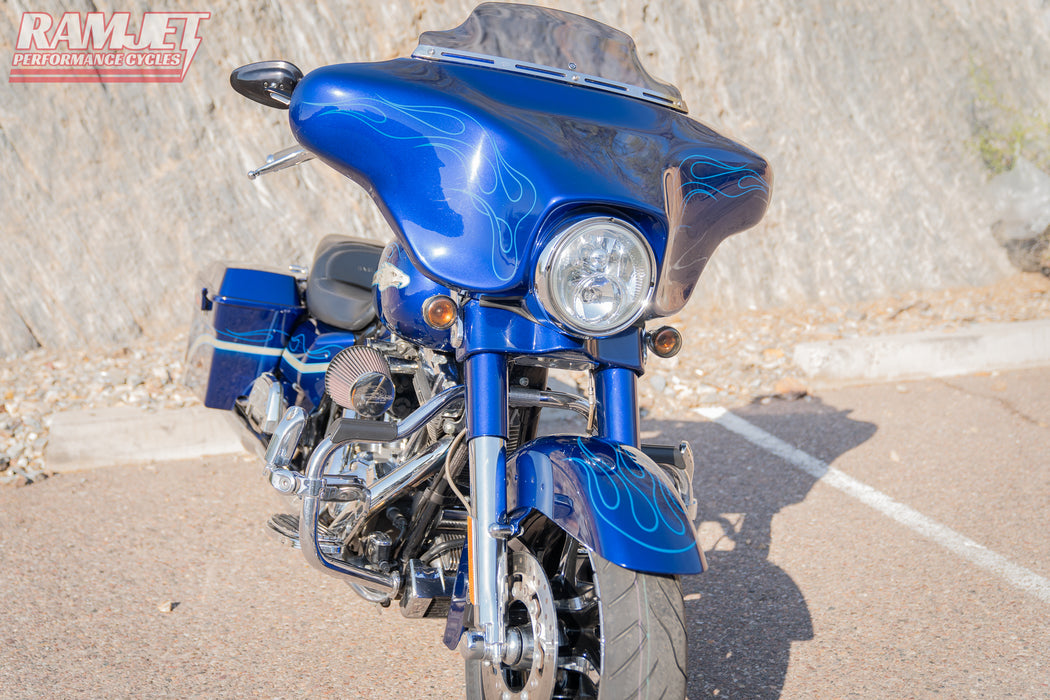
[507,436,706,575]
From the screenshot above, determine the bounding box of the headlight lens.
[536,217,655,336]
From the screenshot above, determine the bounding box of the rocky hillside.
[1,0,1048,356]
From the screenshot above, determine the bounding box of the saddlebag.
[184,264,304,409]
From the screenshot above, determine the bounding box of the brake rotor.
[479,550,558,699]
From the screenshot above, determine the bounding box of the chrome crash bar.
[297,436,452,596]
[262,387,591,597]
[264,385,590,499]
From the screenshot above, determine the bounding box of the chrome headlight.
[535,217,656,336]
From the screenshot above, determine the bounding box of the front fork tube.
[593,366,640,448]
[464,353,510,663]
[460,358,639,662]
[468,435,509,661]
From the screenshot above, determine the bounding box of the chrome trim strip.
[413,44,687,112]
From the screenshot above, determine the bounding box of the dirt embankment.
[2,1,1049,357]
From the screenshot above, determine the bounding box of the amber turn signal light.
[647,326,682,358]
[423,295,458,330]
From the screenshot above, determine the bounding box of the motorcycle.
[185,4,770,698]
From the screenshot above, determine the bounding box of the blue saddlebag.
[185,264,304,409]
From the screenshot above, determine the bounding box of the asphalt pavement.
[2,367,1049,698]
[676,366,1050,698]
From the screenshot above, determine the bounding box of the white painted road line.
[695,406,1050,605]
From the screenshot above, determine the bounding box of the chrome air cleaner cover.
[325,346,395,417]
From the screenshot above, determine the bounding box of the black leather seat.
[306,235,384,331]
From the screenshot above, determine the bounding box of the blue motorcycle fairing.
[289,58,770,311]
[374,242,455,351]
[508,435,706,576]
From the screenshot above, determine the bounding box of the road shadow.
[641,395,877,699]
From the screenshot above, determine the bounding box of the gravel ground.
[1,272,1048,487]
[0,339,196,486]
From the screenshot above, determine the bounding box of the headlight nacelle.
[535,217,656,336]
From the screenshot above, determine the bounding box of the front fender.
[507,435,706,575]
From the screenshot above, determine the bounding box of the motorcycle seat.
[306,235,384,331]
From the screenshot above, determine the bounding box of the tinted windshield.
[414,2,686,112]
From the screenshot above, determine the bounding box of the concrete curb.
[793,319,1050,385]
[46,406,247,473]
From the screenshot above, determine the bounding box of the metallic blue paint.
[207,265,301,310]
[374,242,454,351]
[458,300,644,371]
[461,301,579,359]
[593,367,639,447]
[465,352,508,439]
[185,265,303,409]
[508,435,705,575]
[206,10,772,595]
[289,57,770,311]
[465,352,510,547]
[279,319,357,411]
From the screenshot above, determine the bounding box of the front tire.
[465,523,687,700]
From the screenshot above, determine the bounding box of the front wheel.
[465,522,687,700]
